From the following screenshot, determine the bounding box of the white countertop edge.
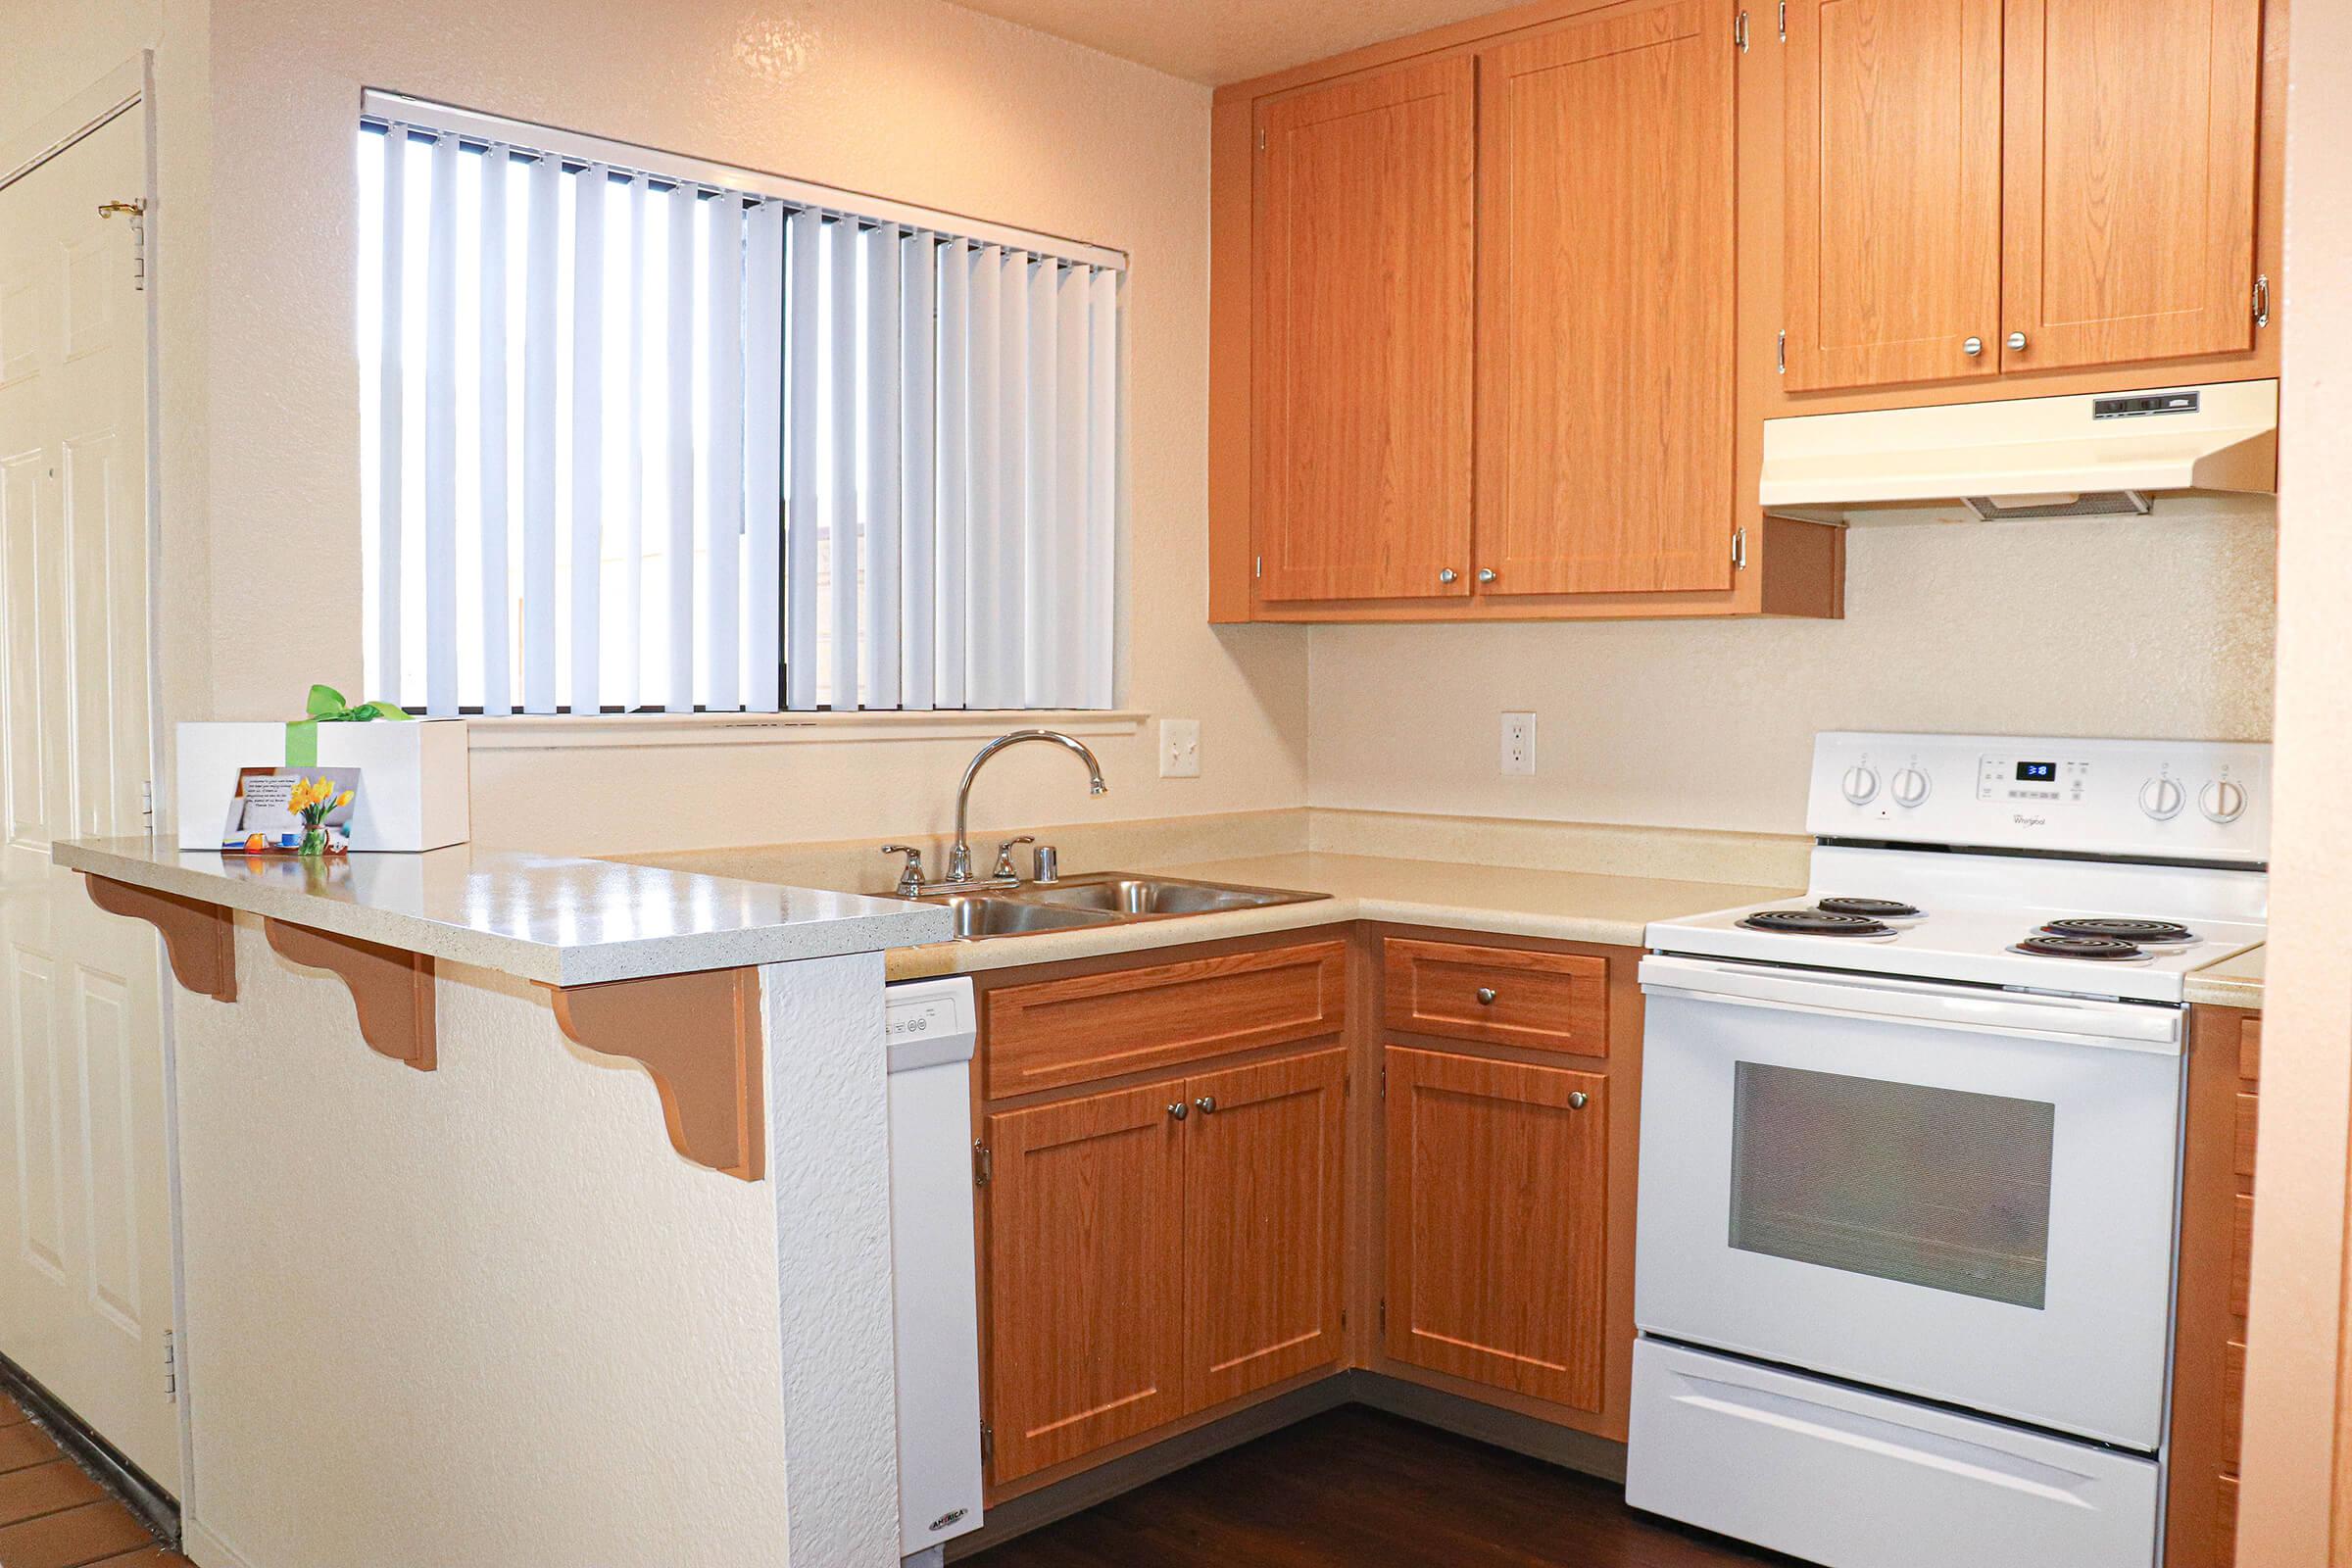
[885,892,1681,979]
[52,839,955,987]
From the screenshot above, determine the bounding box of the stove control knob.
[2199,779,2247,823]
[2138,776,2185,821]
[1890,767,1932,808]
[1841,764,1880,805]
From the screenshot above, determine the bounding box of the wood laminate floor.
[967,1405,1794,1567]
[0,1396,185,1568]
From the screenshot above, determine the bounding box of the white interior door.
[0,102,179,1492]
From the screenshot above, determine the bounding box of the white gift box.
[175,719,469,852]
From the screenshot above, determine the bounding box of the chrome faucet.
[948,730,1107,884]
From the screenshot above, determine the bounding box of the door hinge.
[1778,0,1788,40]
[1735,9,1750,49]
[1379,1065,1387,1099]
[972,1143,992,1188]
[98,199,147,291]
[164,1329,177,1402]
[1732,527,1748,571]
[140,779,155,827]
[1777,328,1787,375]
[1256,127,1268,152]
[1341,1306,1348,1330]
[1254,554,1263,579]
[979,1422,995,1467]
[2253,273,2271,328]
[1379,1300,1388,1333]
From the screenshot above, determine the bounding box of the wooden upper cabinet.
[2000,0,2264,371]
[984,1081,1188,1484]
[1383,1047,1610,1411]
[1783,0,2005,391]
[1476,0,1738,594]
[1252,57,1476,603]
[1181,1048,1348,1411]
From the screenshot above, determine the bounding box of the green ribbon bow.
[285,683,412,767]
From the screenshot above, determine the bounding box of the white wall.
[1308,503,2278,836]
[2236,0,2352,1549]
[188,0,1305,858]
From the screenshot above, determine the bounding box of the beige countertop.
[2186,944,2265,1009]
[883,851,1798,979]
[54,837,952,986]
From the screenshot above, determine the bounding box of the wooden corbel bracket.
[545,967,765,1182]
[83,875,237,1002]
[263,918,437,1071]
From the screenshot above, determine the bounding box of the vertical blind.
[359,106,1122,716]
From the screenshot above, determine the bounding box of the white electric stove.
[1627,732,2269,1568]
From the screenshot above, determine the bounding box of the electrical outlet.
[1500,712,1537,776]
[1160,718,1201,778]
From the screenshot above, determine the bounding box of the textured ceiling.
[942,0,1510,84]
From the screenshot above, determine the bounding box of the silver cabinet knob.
[1568,1091,1590,1110]
[1167,1101,1188,1121]
[1475,987,1498,1005]
[1438,568,1459,585]
[1195,1096,1217,1115]
[2006,331,2028,351]
[1962,336,1984,357]
[1477,567,1498,584]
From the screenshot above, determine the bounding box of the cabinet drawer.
[984,941,1348,1099]
[1383,938,1608,1055]
[2239,1017,2261,1083]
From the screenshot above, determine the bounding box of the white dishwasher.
[885,976,985,1564]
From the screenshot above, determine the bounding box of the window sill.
[464,710,1150,752]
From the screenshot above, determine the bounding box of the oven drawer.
[1628,1339,2160,1568]
[1381,938,1607,1054]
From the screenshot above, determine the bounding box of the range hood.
[1759,379,2278,523]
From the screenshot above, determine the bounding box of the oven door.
[1636,955,2184,1450]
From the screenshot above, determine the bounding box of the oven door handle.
[1639,955,2183,1054]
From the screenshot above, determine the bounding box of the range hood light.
[1963,491,2154,520]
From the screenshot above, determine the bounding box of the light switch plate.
[1160,718,1201,778]
[1501,712,1537,775]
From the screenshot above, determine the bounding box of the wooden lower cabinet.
[977,929,1639,1497]
[983,1080,1191,1484]
[2168,1005,2261,1567]
[1382,1046,1609,1412]
[982,1045,1348,1487]
[1183,1049,1348,1409]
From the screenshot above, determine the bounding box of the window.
[358,94,1123,716]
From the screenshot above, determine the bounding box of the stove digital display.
[2016,761,2057,782]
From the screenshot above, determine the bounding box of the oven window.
[1729,1063,2056,1309]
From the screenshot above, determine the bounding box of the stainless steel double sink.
[923,871,1327,941]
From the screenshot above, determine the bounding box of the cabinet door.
[984,1081,1187,1484]
[2001,0,2262,371]
[1384,1046,1609,1410]
[1252,57,1475,603]
[1783,0,2005,391]
[1182,1048,1348,1411]
[1476,0,1736,595]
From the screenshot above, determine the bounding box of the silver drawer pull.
[1568,1091,1589,1110]
[1167,1101,1188,1121]
[1475,987,1498,1005]
[1195,1096,1217,1115]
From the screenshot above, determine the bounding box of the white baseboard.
[180,1516,260,1568]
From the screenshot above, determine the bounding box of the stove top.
[1650,897,2262,1003]
[1649,734,2270,1003]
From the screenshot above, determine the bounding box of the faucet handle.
[879,844,925,897]
[992,836,1037,880]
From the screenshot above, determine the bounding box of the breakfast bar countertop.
[52,837,954,986]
